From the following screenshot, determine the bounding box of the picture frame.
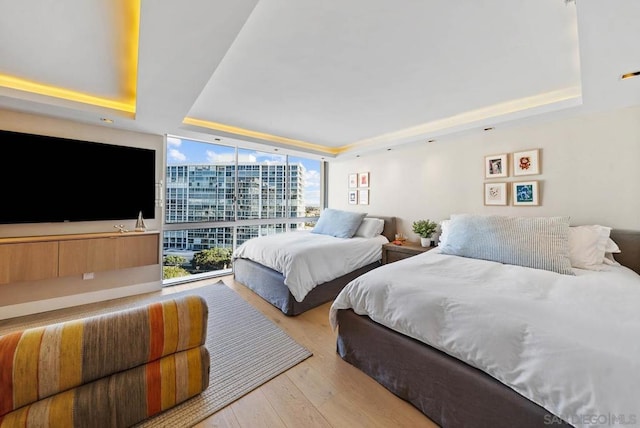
[358,172,370,188]
[484,154,508,178]
[512,181,540,206]
[484,182,508,206]
[358,189,369,205]
[513,149,540,176]
[348,173,358,188]
[348,190,358,205]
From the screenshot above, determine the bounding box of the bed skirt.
[336,309,572,428]
[233,258,380,316]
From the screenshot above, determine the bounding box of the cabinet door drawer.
[0,242,59,284]
[385,251,416,264]
[117,235,159,269]
[59,238,118,276]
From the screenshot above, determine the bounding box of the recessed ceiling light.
[356,155,360,158]
[387,148,392,151]
[621,71,640,80]
[483,127,494,131]
[100,118,114,124]
[274,148,278,151]
[427,139,436,143]
[214,138,221,141]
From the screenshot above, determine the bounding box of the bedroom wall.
[0,109,165,317]
[327,105,640,240]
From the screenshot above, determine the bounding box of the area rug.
[0,281,313,427]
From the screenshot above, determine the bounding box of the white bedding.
[330,249,640,428]
[233,231,388,302]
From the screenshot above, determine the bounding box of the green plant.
[191,247,233,271]
[164,255,187,267]
[412,219,438,238]
[163,265,190,279]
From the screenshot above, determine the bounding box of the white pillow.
[605,238,621,254]
[354,218,385,238]
[568,225,611,271]
[603,237,622,266]
[437,219,450,246]
[603,253,621,266]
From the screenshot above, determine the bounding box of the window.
[162,136,324,284]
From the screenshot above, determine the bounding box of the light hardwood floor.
[164,275,438,428]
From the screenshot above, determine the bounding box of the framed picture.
[358,172,370,188]
[512,181,540,206]
[358,189,369,205]
[348,190,358,205]
[484,182,508,206]
[348,173,358,188]
[484,154,508,178]
[513,149,540,176]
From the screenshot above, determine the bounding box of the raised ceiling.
[0,0,638,158]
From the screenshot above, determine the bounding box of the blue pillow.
[439,214,574,275]
[312,209,367,239]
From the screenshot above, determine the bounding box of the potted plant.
[412,219,438,247]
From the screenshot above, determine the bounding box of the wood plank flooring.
[164,275,438,428]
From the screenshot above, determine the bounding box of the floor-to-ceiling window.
[162,136,324,284]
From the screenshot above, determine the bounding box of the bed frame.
[233,216,396,316]
[336,229,640,427]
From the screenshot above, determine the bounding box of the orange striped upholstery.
[0,295,210,427]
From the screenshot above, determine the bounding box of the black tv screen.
[0,129,156,224]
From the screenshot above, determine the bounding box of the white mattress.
[232,231,388,302]
[330,249,640,428]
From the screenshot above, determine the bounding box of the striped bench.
[0,294,210,428]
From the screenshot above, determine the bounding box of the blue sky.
[166,136,321,205]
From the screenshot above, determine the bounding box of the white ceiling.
[0,0,638,159]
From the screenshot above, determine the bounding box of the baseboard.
[0,281,162,320]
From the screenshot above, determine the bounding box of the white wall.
[328,105,640,241]
[0,109,165,316]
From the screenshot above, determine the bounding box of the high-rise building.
[164,163,306,252]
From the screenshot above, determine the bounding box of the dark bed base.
[336,309,572,428]
[234,258,381,316]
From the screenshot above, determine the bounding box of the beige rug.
[0,281,313,427]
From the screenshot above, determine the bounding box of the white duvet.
[233,231,388,302]
[330,249,640,428]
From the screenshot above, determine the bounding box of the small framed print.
[358,172,370,188]
[513,149,540,176]
[348,173,358,188]
[348,190,358,205]
[484,182,507,206]
[358,189,369,205]
[512,181,540,206]
[485,154,508,178]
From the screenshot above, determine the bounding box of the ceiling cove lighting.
[182,117,340,155]
[621,71,640,80]
[340,87,580,154]
[0,75,136,114]
[0,0,140,116]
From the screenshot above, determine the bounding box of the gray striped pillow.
[439,214,574,275]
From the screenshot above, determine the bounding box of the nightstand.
[382,241,435,265]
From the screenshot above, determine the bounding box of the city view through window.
[162,136,323,283]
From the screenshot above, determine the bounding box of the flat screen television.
[0,129,156,224]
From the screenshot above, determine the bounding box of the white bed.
[232,213,395,315]
[330,215,640,427]
[234,230,388,301]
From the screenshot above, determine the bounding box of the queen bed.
[233,210,395,316]
[330,215,640,428]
